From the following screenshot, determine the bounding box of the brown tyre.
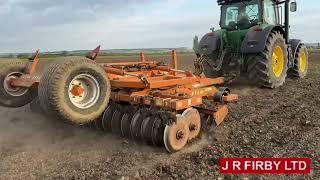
[38,59,111,124]
[0,60,37,107]
[288,44,308,78]
[247,31,288,88]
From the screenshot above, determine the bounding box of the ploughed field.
[0,51,319,179]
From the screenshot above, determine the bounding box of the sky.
[0,0,318,53]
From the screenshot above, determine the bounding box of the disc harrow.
[0,46,238,153]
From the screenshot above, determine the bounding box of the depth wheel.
[164,115,190,153]
[288,44,308,78]
[247,31,288,88]
[38,59,111,124]
[0,60,37,107]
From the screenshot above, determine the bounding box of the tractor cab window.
[264,0,276,24]
[221,0,260,30]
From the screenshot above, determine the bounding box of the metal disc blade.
[151,115,165,147]
[111,107,125,135]
[163,115,190,153]
[101,104,116,131]
[120,108,138,138]
[130,109,145,141]
[140,116,154,144]
[95,116,104,130]
[182,108,201,140]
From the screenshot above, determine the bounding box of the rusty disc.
[163,115,190,153]
[101,103,116,131]
[130,109,145,141]
[182,108,201,140]
[111,105,127,135]
[151,115,165,147]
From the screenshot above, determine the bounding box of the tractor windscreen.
[220,0,260,30]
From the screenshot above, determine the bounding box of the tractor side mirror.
[290,2,297,12]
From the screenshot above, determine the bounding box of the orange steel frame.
[9,47,238,125]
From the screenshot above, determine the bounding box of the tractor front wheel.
[247,31,288,88]
[38,59,111,124]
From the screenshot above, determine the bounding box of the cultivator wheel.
[38,59,111,124]
[0,61,37,107]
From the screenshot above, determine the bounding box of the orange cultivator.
[0,46,238,152]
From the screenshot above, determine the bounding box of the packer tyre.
[38,59,111,124]
[288,45,308,78]
[0,61,37,107]
[247,31,288,88]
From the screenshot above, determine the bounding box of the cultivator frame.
[0,46,238,153]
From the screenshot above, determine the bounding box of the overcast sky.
[0,0,318,53]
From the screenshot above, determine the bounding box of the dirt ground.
[0,52,319,180]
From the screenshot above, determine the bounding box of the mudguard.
[241,25,285,54]
[195,33,221,55]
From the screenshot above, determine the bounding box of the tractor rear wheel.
[288,44,308,78]
[0,60,37,107]
[202,60,223,78]
[38,59,111,124]
[247,31,288,88]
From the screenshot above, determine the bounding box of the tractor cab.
[220,0,262,30]
[219,0,281,30]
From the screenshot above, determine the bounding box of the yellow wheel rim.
[272,46,285,78]
[299,50,307,73]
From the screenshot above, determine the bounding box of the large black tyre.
[247,31,288,88]
[288,44,308,78]
[38,59,111,124]
[0,60,37,107]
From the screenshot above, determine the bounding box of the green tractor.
[193,0,308,88]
